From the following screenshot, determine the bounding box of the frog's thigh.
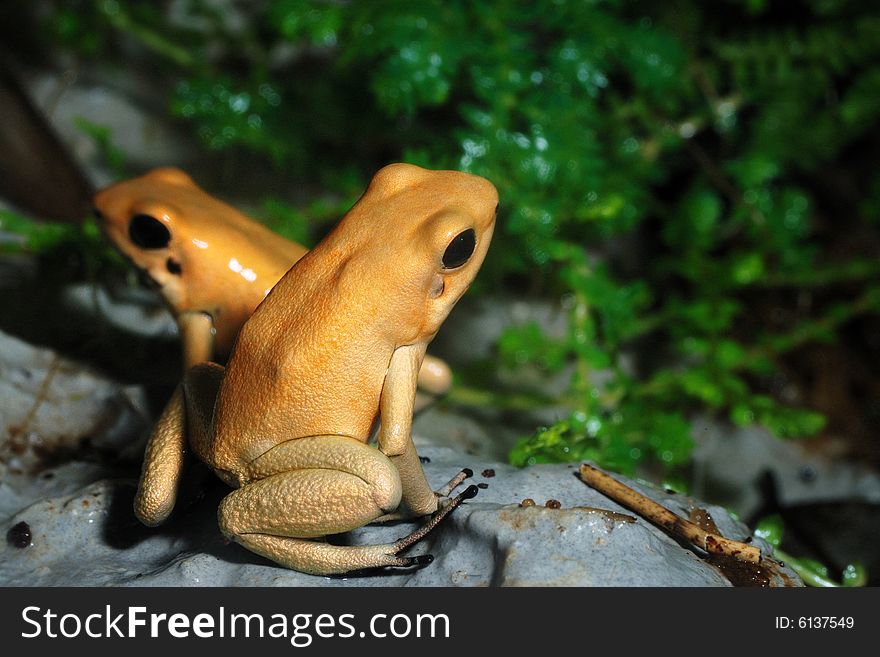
[219,436,408,574]
[183,362,225,464]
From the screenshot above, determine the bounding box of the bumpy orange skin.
[132,164,498,575]
[211,164,498,473]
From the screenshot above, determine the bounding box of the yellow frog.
[94,167,452,394]
[133,163,497,574]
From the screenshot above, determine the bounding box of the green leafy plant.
[22,0,880,475]
[73,117,127,178]
[754,515,867,587]
[0,209,126,286]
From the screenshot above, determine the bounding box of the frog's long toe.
[394,553,435,569]
[394,484,478,553]
[435,467,474,498]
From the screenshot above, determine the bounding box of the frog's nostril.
[494,203,499,214]
[166,258,183,275]
[429,275,445,298]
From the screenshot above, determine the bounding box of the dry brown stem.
[578,463,761,564]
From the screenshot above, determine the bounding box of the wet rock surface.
[0,330,149,480]
[1,446,798,587]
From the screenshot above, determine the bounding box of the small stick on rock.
[578,463,761,564]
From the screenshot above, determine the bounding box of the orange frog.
[132,164,498,574]
[94,167,452,395]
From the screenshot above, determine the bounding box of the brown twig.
[578,463,761,564]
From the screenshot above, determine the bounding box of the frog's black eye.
[129,214,171,249]
[442,229,476,269]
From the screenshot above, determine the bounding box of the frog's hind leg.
[182,362,225,465]
[134,362,225,527]
[217,435,473,575]
[134,384,187,526]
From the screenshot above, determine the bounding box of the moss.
[13,0,880,473]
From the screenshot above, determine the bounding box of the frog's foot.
[393,483,478,555]
[435,467,474,498]
[416,354,453,396]
[353,482,478,572]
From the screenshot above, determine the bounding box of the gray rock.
[62,283,178,341]
[0,330,149,481]
[1,445,798,587]
[26,71,196,188]
[690,418,880,518]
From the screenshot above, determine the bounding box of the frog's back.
[209,245,393,473]
[160,178,308,353]
[208,163,498,475]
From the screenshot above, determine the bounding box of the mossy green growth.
[0,210,79,254]
[0,210,124,273]
[25,0,880,474]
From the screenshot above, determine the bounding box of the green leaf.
[842,562,868,587]
[754,515,784,548]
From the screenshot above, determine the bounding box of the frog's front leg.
[218,435,462,575]
[177,311,215,370]
[378,345,473,518]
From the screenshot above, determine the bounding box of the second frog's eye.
[129,214,171,249]
[442,229,476,269]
